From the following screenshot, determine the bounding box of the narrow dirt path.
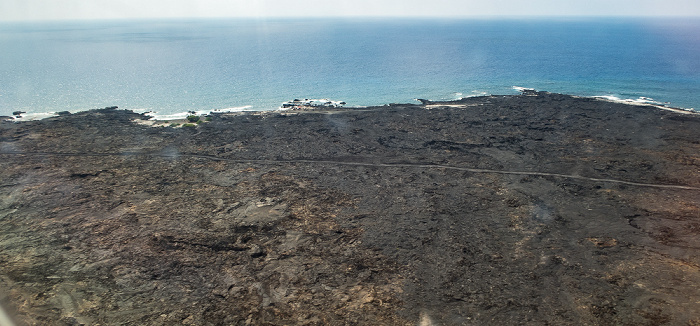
[3,151,699,191]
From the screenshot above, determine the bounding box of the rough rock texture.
[1,93,699,325]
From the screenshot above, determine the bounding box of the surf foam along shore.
[510,86,698,114]
[3,106,259,122]
[3,89,698,124]
[591,95,697,114]
[134,106,257,120]
[5,112,61,122]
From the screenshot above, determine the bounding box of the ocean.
[1,18,699,117]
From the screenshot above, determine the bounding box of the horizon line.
[3,14,700,23]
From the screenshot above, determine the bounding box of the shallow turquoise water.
[1,18,699,116]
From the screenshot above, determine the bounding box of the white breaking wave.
[512,86,536,93]
[593,95,697,113]
[6,112,59,122]
[592,95,665,105]
[209,106,255,113]
[447,91,490,101]
[6,105,261,122]
[145,106,255,120]
[468,90,489,97]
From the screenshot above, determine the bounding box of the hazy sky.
[2,0,700,21]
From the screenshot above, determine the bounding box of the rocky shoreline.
[1,92,699,325]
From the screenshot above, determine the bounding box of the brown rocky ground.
[0,93,699,325]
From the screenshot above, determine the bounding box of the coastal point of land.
[1,93,699,325]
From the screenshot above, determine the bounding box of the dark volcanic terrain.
[1,93,699,325]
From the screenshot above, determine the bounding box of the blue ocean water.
[1,18,699,116]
